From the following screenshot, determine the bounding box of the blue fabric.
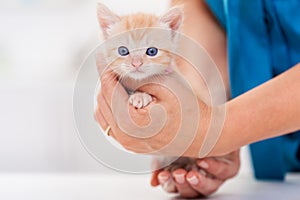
[206,0,300,180]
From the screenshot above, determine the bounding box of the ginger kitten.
[97,3,182,108]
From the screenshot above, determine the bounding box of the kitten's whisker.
[152,74,164,83]
[108,65,121,71]
[109,64,132,68]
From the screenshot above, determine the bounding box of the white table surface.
[0,173,299,200]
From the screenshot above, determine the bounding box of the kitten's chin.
[124,70,171,81]
[125,72,151,81]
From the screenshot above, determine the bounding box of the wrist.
[184,100,212,158]
[208,101,244,157]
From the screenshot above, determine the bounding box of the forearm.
[211,63,300,156]
[171,0,230,96]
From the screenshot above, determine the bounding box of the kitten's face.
[97,4,183,81]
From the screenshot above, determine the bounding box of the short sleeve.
[205,0,227,30]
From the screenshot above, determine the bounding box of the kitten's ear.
[97,3,120,38]
[160,6,183,32]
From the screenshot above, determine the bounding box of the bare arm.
[211,63,300,156]
[172,1,300,156]
[171,0,230,96]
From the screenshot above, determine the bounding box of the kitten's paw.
[129,92,153,109]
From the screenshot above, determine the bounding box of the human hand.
[151,150,240,198]
[95,69,212,158]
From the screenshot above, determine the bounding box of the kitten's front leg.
[129,92,153,109]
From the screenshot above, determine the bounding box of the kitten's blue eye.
[146,47,158,56]
[118,46,129,56]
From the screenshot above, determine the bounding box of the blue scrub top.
[205,0,300,180]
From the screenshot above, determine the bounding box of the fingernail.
[199,169,207,176]
[198,161,209,169]
[187,176,199,185]
[158,174,169,184]
[174,174,185,184]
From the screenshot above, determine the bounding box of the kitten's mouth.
[131,69,144,73]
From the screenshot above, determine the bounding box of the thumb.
[100,69,128,106]
[151,170,161,187]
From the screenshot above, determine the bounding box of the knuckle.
[122,143,135,152]
[162,182,177,193]
[204,187,218,196]
[119,139,144,153]
[212,165,224,177]
[119,139,132,151]
[100,71,110,82]
[201,181,221,196]
[217,168,229,178]
[97,93,105,105]
[101,83,109,95]
[226,167,240,179]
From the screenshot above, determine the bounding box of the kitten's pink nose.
[131,58,143,68]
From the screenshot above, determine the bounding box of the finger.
[172,169,199,198]
[150,170,161,187]
[94,105,108,131]
[97,92,117,138]
[151,158,165,187]
[100,69,128,106]
[197,157,239,180]
[98,90,148,152]
[97,92,114,125]
[94,105,117,138]
[158,171,177,193]
[158,170,171,184]
[186,170,223,196]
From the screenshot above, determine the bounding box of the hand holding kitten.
[95,69,211,158]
